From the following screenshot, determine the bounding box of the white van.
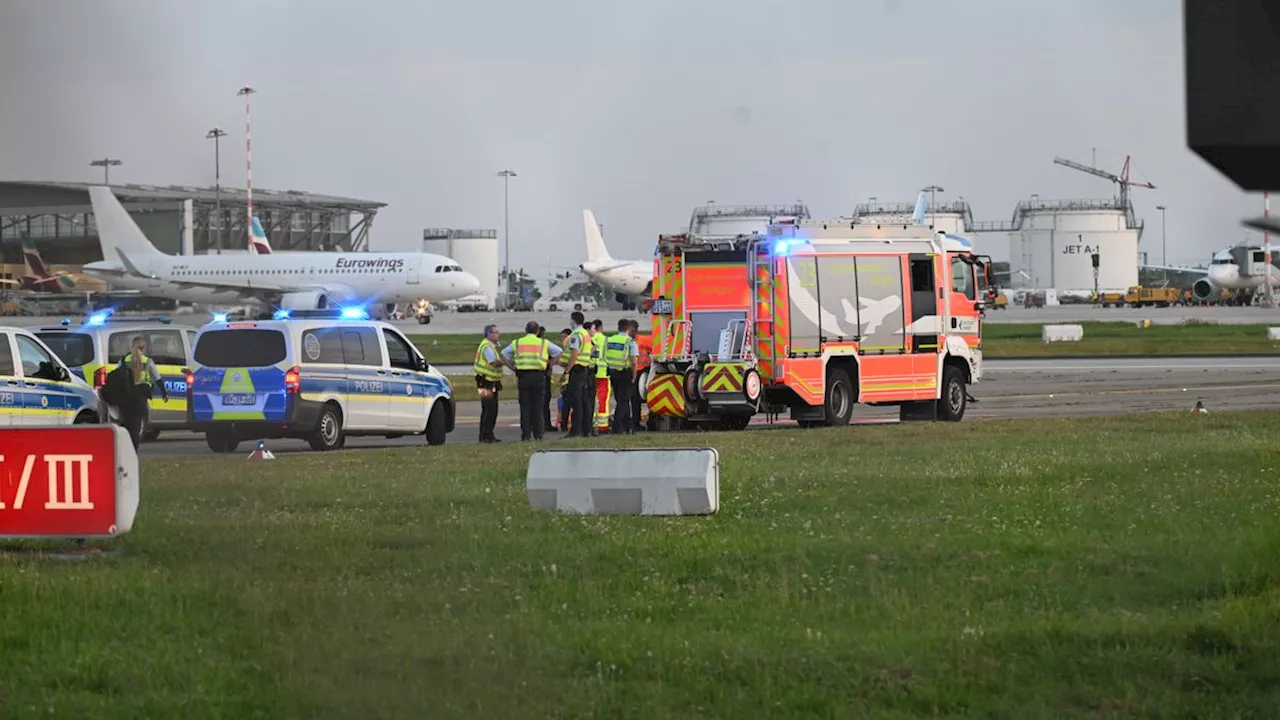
[0,326,102,426]
[186,309,455,453]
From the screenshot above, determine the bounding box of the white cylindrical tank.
[1008,204,1139,293]
[858,211,968,235]
[689,204,810,237]
[422,228,499,302]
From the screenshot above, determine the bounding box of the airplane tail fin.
[911,192,928,225]
[249,216,272,254]
[88,186,167,260]
[583,209,611,262]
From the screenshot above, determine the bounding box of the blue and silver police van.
[186,308,455,453]
[33,313,200,441]
[0,326,102,426]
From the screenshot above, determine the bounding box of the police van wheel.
[424,403,447,446]
[206,431,239,453]
[309,404,345,451]
[73,411,97,425]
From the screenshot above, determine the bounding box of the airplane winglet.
[912,193,927,225]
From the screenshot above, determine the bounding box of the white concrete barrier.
[526,448,720,516]
[1267,327,1280,341]
[1042,324,1084,343]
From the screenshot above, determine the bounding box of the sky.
[0,0,1263,272]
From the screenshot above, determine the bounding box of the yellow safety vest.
[592,333,608,378]
[604,332,631,371]
[513,334,549,371]
[570,328,593,367]
[473,340,502,381]
[120,353,152,385]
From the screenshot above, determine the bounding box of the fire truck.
[643,219,992,430]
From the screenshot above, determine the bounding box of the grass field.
[4,412,1280,717]
[412,322,1280,366]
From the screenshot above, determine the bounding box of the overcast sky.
[0,0,1261,270]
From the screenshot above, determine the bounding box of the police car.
[31,312,200,441]
[0,326,102,426]
[186,308,455,453]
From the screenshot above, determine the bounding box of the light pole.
[1156,204,1167,284]
[496,169,516,281]
[89,158,121,184]
[237,86,257,250]
[921,185,944,228]
[206,127,227,253]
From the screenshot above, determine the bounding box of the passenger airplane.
[1144,243,1280,303]
[83,186,481,315]
[578,209,653,305]
[0,238,78,291]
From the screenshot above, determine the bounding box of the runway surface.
[15,302,1280,336]
[135,355,1280,458]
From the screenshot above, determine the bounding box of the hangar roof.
[0,180,386,211]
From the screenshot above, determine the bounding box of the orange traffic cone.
[247,440,277,459]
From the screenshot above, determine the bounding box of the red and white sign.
[0,425,139,539]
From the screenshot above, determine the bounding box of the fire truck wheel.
[937,365,967,421]
[823,367,854,426]
[684,369,700,401]
[743,369,761,401]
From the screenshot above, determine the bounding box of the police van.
[32,313,200,441]
[0,326,102,426]
[187,308,455,453]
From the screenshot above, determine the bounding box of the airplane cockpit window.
[1211,257,1233,265]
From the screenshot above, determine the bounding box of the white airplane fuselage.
[1191,248,1280,300]
[84,252,481,308]
[579,259,653,296]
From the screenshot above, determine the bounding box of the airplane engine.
[278,291,332,310]
[1192,278,1217,302]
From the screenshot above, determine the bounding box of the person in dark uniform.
[501,320,562,441]
[472,324,504,443]
[627,319,645,431]
[537,325,554,430]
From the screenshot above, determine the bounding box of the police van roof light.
[60,317,70,326]
[273,309,292,320]
[211,312,229,323]
[340,307,368,320]
[87,312,109,326]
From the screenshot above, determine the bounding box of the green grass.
[981,321,1280,357]
[414,322,1280,366]
[4,412,1280,717]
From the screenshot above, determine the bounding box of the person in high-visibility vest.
[590,318,611,432]
[604,318,636,434]
[501,320,562,441]
[116,335,167,449]
[472,324,505,443]
[564,311,594,437]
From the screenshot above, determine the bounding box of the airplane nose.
[460,271,481,294]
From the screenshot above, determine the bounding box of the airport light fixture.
[921,185,944,228]
[496,169,517,277]
[1156,204,1168,283]
[90,158,122,184]
[206,126,228,253]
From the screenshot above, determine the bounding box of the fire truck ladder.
[655,241,692,361]
[747,238,778,378]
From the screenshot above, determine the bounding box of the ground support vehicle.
[643,221,990,430]
[32,313,199,441]
[186,309,455,453]
[1123,285,1184,308]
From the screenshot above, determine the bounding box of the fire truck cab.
[644,219,991,430]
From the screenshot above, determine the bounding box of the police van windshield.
[34,332,94,367]
[193,328,288,368]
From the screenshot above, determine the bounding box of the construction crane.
[1052,153,1155,211]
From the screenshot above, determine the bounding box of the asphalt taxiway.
[135,356,1280,457]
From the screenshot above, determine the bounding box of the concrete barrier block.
[1267,327,1280,341]
[526,448,720,516]
[1042,324,1084,343]
[1134,319,1152,328]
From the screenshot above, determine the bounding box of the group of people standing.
[472,311,645,443]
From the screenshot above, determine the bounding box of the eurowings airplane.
[248,217,272,254]
[578,209,653,301]
[83,186,481,315]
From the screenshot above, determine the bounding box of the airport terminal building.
[0,181,387,287]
